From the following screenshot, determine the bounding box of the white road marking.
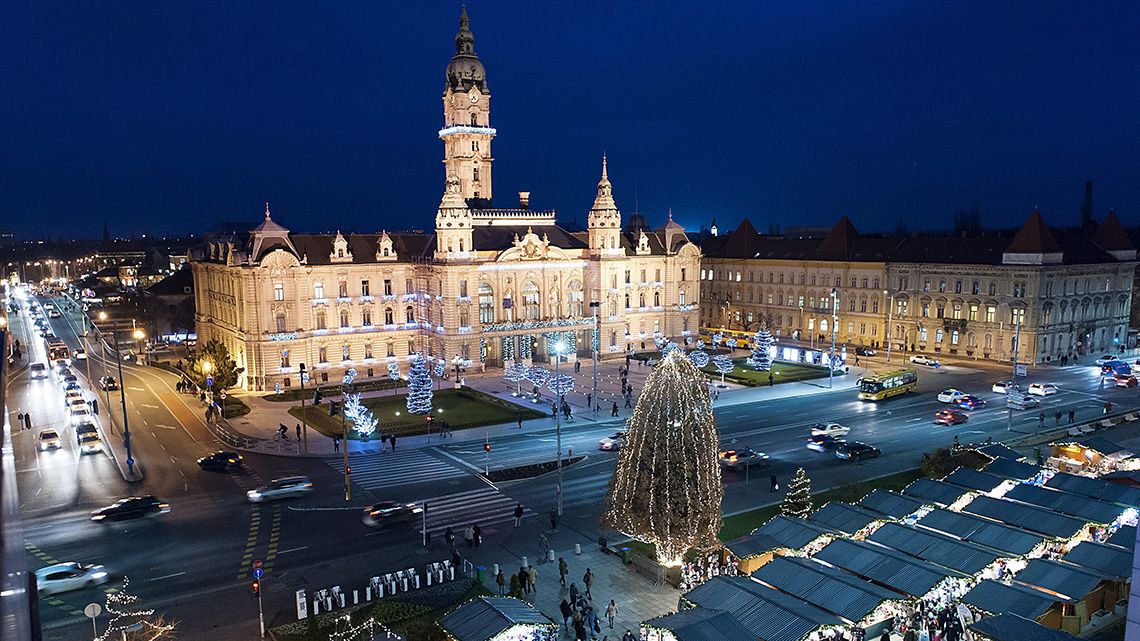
[155,424,178,430]
[128,387,145,392]
[138,404,160,409]
[279,546,309,555]
[149,571,186,581]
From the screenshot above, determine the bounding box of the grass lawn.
[289,387,546,439]
[220,395,250,419]
[263,377,406,402]
[704,358,829,387]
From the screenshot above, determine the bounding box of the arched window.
[459,309,469,327]
[936,328,944,343]
[609,331,617,347]
[275,313,286,333]
[478,283,494,323]
[384,307,394,325]
[654,292,661,307]
[679,289,686,306]
[361,309,372,326]
[405,305,415,323]
[342,344,350,361]
[951,330,959,345]
[340,310,349,328]
[567,280,584,317]
[639,293,646,308]
[625,294,631,309]
[522,282,540,320]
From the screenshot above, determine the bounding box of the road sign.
[206,375,214,387]
[252,559,263,569]
[253,567,263,579]
[84,603,101,619]
[1015,363,1028,377]
[126,457,134,466]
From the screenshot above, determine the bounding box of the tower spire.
[591,155,616,211]
[264,201,272,220]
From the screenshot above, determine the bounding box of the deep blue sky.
[3,1,1139,239]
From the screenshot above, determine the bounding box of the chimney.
[518,192,531,210]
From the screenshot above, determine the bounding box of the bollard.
[426,571,433,586]
[401,577,408,592]
[548,549,556,562]
[448,566,455,580]
[312,599,320,615]
[522,556,528,568]
[366,587,373,601]
[493,563,499,576]
[296,589,308,620]
[575,543,582,555]
[412,574,421,589]
[325,596,333,611]
[353,589,359,605]
[338,593,345,608]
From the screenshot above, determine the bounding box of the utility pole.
[112,329,135,476]
[298,363,308,454]
[590,301,600,416]
[884,290,894,363]
[554,341,564,517]
[829,289,837,389]
[1007,311,1022,432]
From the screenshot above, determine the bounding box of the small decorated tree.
[387,362,401,395]
[781,467,812,519]
[504,362,528,397]
[712,354,734,386]
[525,366,550,388]
[548,373,575,400]
[748,327,773,371]
[344,393,378,439]
[405,353,433,414]
[726,337,738,351]
[688,349,710,369]
[711,333,723,352]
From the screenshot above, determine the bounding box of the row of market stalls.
[641,442,1139,641]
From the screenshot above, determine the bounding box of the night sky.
[3,1,1139,239]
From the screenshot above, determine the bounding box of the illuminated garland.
[502,336,515,361]
[96,577,177,641]
[525,366,550,388]
[503,362,528,395]
[520,334,533,359]
[406,353,433,414]
[748,327,773,371]
[327,614,402,641]
[781,468,812,519]
[547,373,575,397]
[688,350,710,368]
[387,362,400,382]
[479,337,487,362]
[483,318,594,333]
[602,350,723,565]
[344,393,378,437]
[433,358,446,378]
[712,354,734,385]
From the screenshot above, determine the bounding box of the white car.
[38,429,62,451]
[937,389,967,403]
[73,349,87,361]
[1028,383,1059,397]
[1095,354,1120,366]
[809,422,850,437]
[598,432,627,451]
[69,407,93,425]
[67,398,88,412]
[247,476,313,503]
[910,355,939,366]
[35,562,109,595]
[29,362,49,379]
[992,381,1015,394]
[79,434,103,454]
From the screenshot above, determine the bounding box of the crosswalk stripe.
[325,449,468,489]
[417,486,534,532]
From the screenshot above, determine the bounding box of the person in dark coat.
[560,598,572,628]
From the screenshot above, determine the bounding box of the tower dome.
[445,7,487,92]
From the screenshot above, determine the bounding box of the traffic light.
[251,580,260,597]
[345,466,351,476]
[329,401,339,416]
[484,442,491,453]
[313,389,323,404]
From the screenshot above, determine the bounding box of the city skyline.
[3,2,1139,239]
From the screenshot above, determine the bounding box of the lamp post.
[112,327,135,477]
[884,289,894,363]
[590,301,600,416]
[829,288,837,389]
[298,363,308,454]
[451,355,465,387]
[553,340,566,517]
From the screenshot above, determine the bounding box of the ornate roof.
[445,6,487,93]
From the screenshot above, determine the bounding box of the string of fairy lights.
[602,350,723,565]
[95,577,177,641]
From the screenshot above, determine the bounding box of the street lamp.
[451,354,465,386]
[884,289,894,363]
[111,327,136,477]
[298,363,309,453]
[829,288,837,389]
[553,340,567,516]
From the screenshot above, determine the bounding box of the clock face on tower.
[469,90,479,104]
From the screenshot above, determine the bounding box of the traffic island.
[481,455,586,483]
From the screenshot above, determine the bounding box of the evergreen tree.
[405,353,433,414]
[748,326,773,371]
[602,351,723,564]
[183,338,244,390]
[781,467,812,519]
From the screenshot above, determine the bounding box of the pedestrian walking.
[559,557,568,586]
[513,503,524,527]
[496,570,506,595]
[586,392,592,407]
[391,434,397,450]
[473,523,482,545]
[464,525,475,548]
[518,567,529,595]
[583,568,593,599]
[611,402,619,416]
[1054,410,1062,425]
[23,413,31,430]
[769,473,778,493]
[605,600,618,629]
[624,394,631,409]
[527,565,538,595]
[1068,408,1075,424]
[551,508,559,532]
[333,437,340,452]
[768,372,774,386]
[560,598,572,628]
[91,398,98,415]
[574,616,586,641]
[952,434,960,449]
[575,361,581,373]
[445,526,455,551]
[296,424,301,440]
[1038,412,1045,429]
[569,582,579,603]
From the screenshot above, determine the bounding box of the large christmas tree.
[781,467,812,519]
[602,350,723,565]
[748,326,773,371]
[406,353,433,414]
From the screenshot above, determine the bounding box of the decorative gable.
[330,231,353,263]
[636,231,652,255]
[375,231,398,262]
[510,227,551,260]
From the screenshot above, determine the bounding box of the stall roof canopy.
[1106,525,1137,551]
[969,613,1084,641]
[1076,436,1132,458]
[643,607,759,641]
[1015,559,1105,601]
[813,538,967,598]
[868,522,1005,575]
[962,579,1075,618]
[728,516,837,558]
[684,576,841,641]
[917,508,1044,556]
[859,490,925,519]
[904,478,971,506]
[438,597,553,641]
[751,555,900,622]
[963,496,1087,539]
[1045,472,1140,508]
[984,459,1043,481]
[1003,484,1125,525]
[978,443,1024,461]
[944,468,1006,493]
[1062,541,1132,579]
[809,502,882,535]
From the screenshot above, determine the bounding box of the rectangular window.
[407,340,415,354]
[338,281,348,298]
[920,328,928,342]
[681,268,686,281]
[362,309,372,326]
[364,343,373,359]
[954,280,962,294]
[986,306,996,323]
[386,342,395,357]
[624,270,631,284]
[383,279,393,296]
[361,280,370,296]
[318,346,327,363]
[969,304,978,321]
[316,311,326,330]
[274,283,284,301]
[405,278,413,294]
[655,269,661,282]
[458,279,468,298]
[314,282,324,299]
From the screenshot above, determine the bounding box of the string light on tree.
[525,366,550,388]
[433,358,446,378]
[405,353,433,414]
[344,393,378,438]
[748,326,774,371]
[781,467,813,519]
[726,337,738,350]
[602,350,723,566]
[547,373,575,397]
[688,349,710,369]
[503,362,528,396]
[712,354,734,386]
[96,577,177,641]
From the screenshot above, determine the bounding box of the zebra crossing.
[325,449,469,490]
[418,486,535,533]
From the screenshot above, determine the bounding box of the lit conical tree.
[602,350,723,565]
[781,467,812,519]
[748,326,773,371]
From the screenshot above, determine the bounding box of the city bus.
[857,368,918,401]
[46,340,70,363]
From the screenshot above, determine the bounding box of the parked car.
[934,409,969,425]
[992,381,1015,394]
[59,374,79,389]
[718,447,769,470]
[809,422,850,437]
[806,434,846,452]
[598,432,627,451]
[937,389,967,403]
[836,442,881,461]
[78,434,103,455]
[91,496,170,522]
[75,422,98,444]
[247,476,313,503]
[1027,383,1059,396]
[362,501,422,527]
[1115,374,1138,388]
[197,451,244,472]
[38,429,62,451]
[99,376,119,391]
[34,563,109,595]
[69,407,93,425]
[954,395,987,410]
[910,355,939,366]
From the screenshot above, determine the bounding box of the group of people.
[558,568,615,640]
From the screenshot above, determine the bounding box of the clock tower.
[440,7,495,206]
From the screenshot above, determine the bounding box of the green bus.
[858,369,918,401]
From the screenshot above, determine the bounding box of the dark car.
[75,421,98,444]
[806,434,846,452]
[197,451,244,472]
[853,346,876,356]
[836,442,881,461]
[99,376,119,391]
[91,496,170,522]
[362,501,422,527]
[934,409,969,425]
[954,395,987,410]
